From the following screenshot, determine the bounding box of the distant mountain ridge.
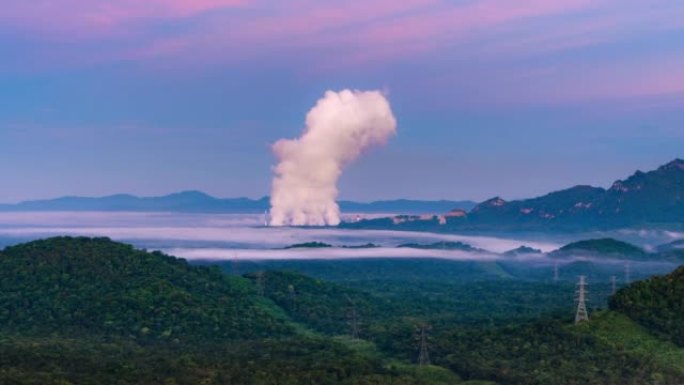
[0,191,269,213]
[0,190,476,214]
[344,158,684,231]
[465,158,684,229]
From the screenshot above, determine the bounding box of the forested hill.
[1,236,682,384]
[0,236,291,341]
[610,265,684,346]
[550,238,648,258]
[0,237,472,384]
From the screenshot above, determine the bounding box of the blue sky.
[1,0,683,203]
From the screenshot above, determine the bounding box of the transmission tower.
[416,323,431,366]
[287,284,297,310]
[610,275,617,295]
[255,271,265,296]
[345,295,360,340]
[624,263,631,284]
[574,275,589,324]
[231,251,239,275]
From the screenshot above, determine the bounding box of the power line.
[345,295,360,340]
[287,284,297,310]
[255,271,265,296]
[231,251,239,276]
[416,323,431,366]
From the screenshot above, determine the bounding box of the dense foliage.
[553,238,646,258]
[224,258,515,282]
[240,267,684,384]
[0,237,476,385]
[246,269,684,384]
[435,316,683,385]
[0,237,291,341]
[0,334,455,385]
[610,265,684,346]
[244,270,383,335]
[1,237,682,384]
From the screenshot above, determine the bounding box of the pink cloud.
[232,0,596,51]
[333,0,596,46]
[190,0,599,72]
[5,0,684,106]
[481,2,684,56]
[0,0,649,63]
[1,0,246,38]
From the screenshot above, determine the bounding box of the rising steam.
[269,89,397,226]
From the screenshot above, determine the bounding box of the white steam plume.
[269,89,397,226]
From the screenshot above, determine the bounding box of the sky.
[1,0,683,203]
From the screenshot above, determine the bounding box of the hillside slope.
[0,237,483,385]
[550,238,647,258]
[587,311,684,374]
[1,236,681,385]
[609,265,684,346]
[0,236,291,341]
[244,270,384,335]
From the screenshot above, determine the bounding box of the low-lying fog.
[0,212,681,263]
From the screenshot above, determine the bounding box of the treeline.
[0,237,291,342]
[0,335,445,385]
[1,237,682,384]
[610,265,684,346]
[246,267,684,384]
[0,237,468,384]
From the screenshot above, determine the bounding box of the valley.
[0,236,681,384]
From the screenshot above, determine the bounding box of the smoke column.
[269,89,397,226]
